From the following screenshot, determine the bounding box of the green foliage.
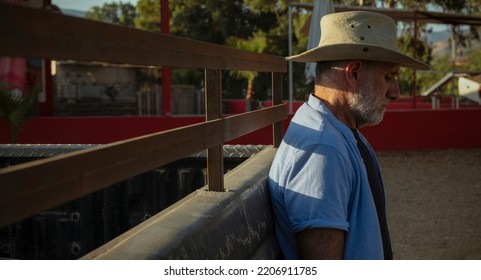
[135,0,160,32]
[170,0,260,44]
[85,2,137,27]
[464,47,481,71]
[119,2,137,27]
[244,0,283,13]
[396,24,433,95]
[171,69,203,88]
[0,85,38,143]
[226,30,267,83]
[166,0,290,100]
[434,0,469,12]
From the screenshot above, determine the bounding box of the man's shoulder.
[286,111,351,153]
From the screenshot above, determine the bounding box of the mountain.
[428,29,451,44]
[61,9,85,18]
[428,29,451,57]
[427,27,481,58]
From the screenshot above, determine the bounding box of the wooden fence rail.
[0,3,287,229]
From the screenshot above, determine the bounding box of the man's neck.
[313,86,357,129]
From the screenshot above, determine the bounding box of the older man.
[268,11,429,260]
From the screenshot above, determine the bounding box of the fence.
[0,3,287,237]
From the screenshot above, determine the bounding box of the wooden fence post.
[205,69,224,192]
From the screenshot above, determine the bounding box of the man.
[268,11,429,259]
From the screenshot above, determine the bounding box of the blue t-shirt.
[268,95,386,259]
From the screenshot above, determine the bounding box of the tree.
[119,2,137,27]
[464,47,481,71]
[85,2,137,28]
[158,0,289,100]
[135,0,160,32]
[170,0,259,44]
[226,30,267,101]
[396,23,433,95]
[130,0,311,100]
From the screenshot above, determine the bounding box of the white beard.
[347,73,388,128]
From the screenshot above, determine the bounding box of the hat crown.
[319,11,400,52]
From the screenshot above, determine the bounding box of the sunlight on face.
[347,69,389,127]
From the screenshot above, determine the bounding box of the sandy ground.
[378,149,481,260]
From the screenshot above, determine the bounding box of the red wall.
[360,109,481,151]
[0,116,205,145]
[1,109,481,151]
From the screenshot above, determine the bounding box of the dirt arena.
[378,149,481,260]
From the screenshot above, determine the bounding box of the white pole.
[288,4,293,114]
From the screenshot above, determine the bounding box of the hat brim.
[287,44,430,70]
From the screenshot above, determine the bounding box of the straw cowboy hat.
[287,11,430,70]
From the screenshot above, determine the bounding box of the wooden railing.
[0,4,287,229]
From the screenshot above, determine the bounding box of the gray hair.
[315,60,372,85]
[315,60,346,85]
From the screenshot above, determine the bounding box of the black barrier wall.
[0,144,265,259]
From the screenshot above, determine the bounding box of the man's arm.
[296,228,345,259]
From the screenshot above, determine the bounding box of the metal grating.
[0,144,267,158]
[0,144,97,158]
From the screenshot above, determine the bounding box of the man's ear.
[344,60,364,87]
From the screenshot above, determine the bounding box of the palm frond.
[0,84,38,143]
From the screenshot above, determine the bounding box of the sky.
[53,0,137,11]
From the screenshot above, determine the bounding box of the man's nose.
[387,81,401,101]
